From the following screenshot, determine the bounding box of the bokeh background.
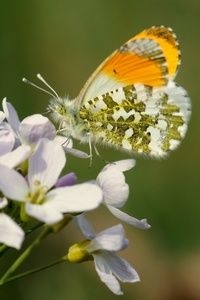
[0,0,199,299]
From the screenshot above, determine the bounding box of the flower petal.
[25,202,63,224]
[76,214,96,239]
[2,98,20,134]
[0,165,28,201]
[0,111,5,123]
[93,254,123,295]
[55,172,77,187]
[64,147,90,159]
[28,138,66,191]
[0,213,24,249]
[47,183,102,213]
[103,159,136,172]
[97,165,129,208]
[88,224,128,252]
[0,197,8,209]
[0,122,15,155]
[107,205,151,230]
[19,114,56,144]
[98,251,140,283]
[0,145,31,168]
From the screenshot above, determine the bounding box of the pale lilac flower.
[0,99,58,168]
[96,159,150,230]
[0,213,24,249]
[0,139,102,224]
[19,114,56,145]
[1,99,88,162]
[0,99,74,169]
[2,98,56,146]
[68,215,140,295]
[18,115,76,156]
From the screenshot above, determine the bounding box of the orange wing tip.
[135,25,181,78]
[102,26,181,87]
[145,26,179,48]
[103,51,168,87]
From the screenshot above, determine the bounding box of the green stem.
[0,226,51,286]
[24,222,43,235]
[0,244,7,253]
[2,258,64,285]
[0,244,8,257]
[0,223,43,260]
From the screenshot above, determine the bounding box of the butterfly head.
[22,74,90,141]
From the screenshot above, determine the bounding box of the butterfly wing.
[75,26,190,157]
[77,26,181,104]
[79,82,191,157]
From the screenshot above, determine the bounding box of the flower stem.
[0,244,8,257]
[1,258,64,285]
[0,226,51,285]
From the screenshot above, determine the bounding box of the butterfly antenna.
[22,77,56,99]
[22,74,60,100]
[36,73,60,100]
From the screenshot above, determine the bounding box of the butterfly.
[46,25,191,158]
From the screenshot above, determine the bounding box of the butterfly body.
[48,26,191,158]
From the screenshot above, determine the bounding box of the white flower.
[96,159,150,230]
[0,99,73,168]
[2,98,57,146]
[0,139,102,224]
[0,99,59,168]
[1,98,74,155]
[19,114,56,145]
[67,215,140,295]
[0,213,24,249]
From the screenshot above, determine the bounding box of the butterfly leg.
[88,134,93,167]
[94,145,110,164]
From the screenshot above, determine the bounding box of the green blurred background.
[0,0,199,299]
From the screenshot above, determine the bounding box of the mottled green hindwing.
[79,81,191,157]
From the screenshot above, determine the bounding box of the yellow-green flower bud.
[64,240,92,263]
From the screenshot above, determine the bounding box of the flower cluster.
[0,99,150,294]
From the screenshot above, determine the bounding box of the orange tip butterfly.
[25,26,192,158]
